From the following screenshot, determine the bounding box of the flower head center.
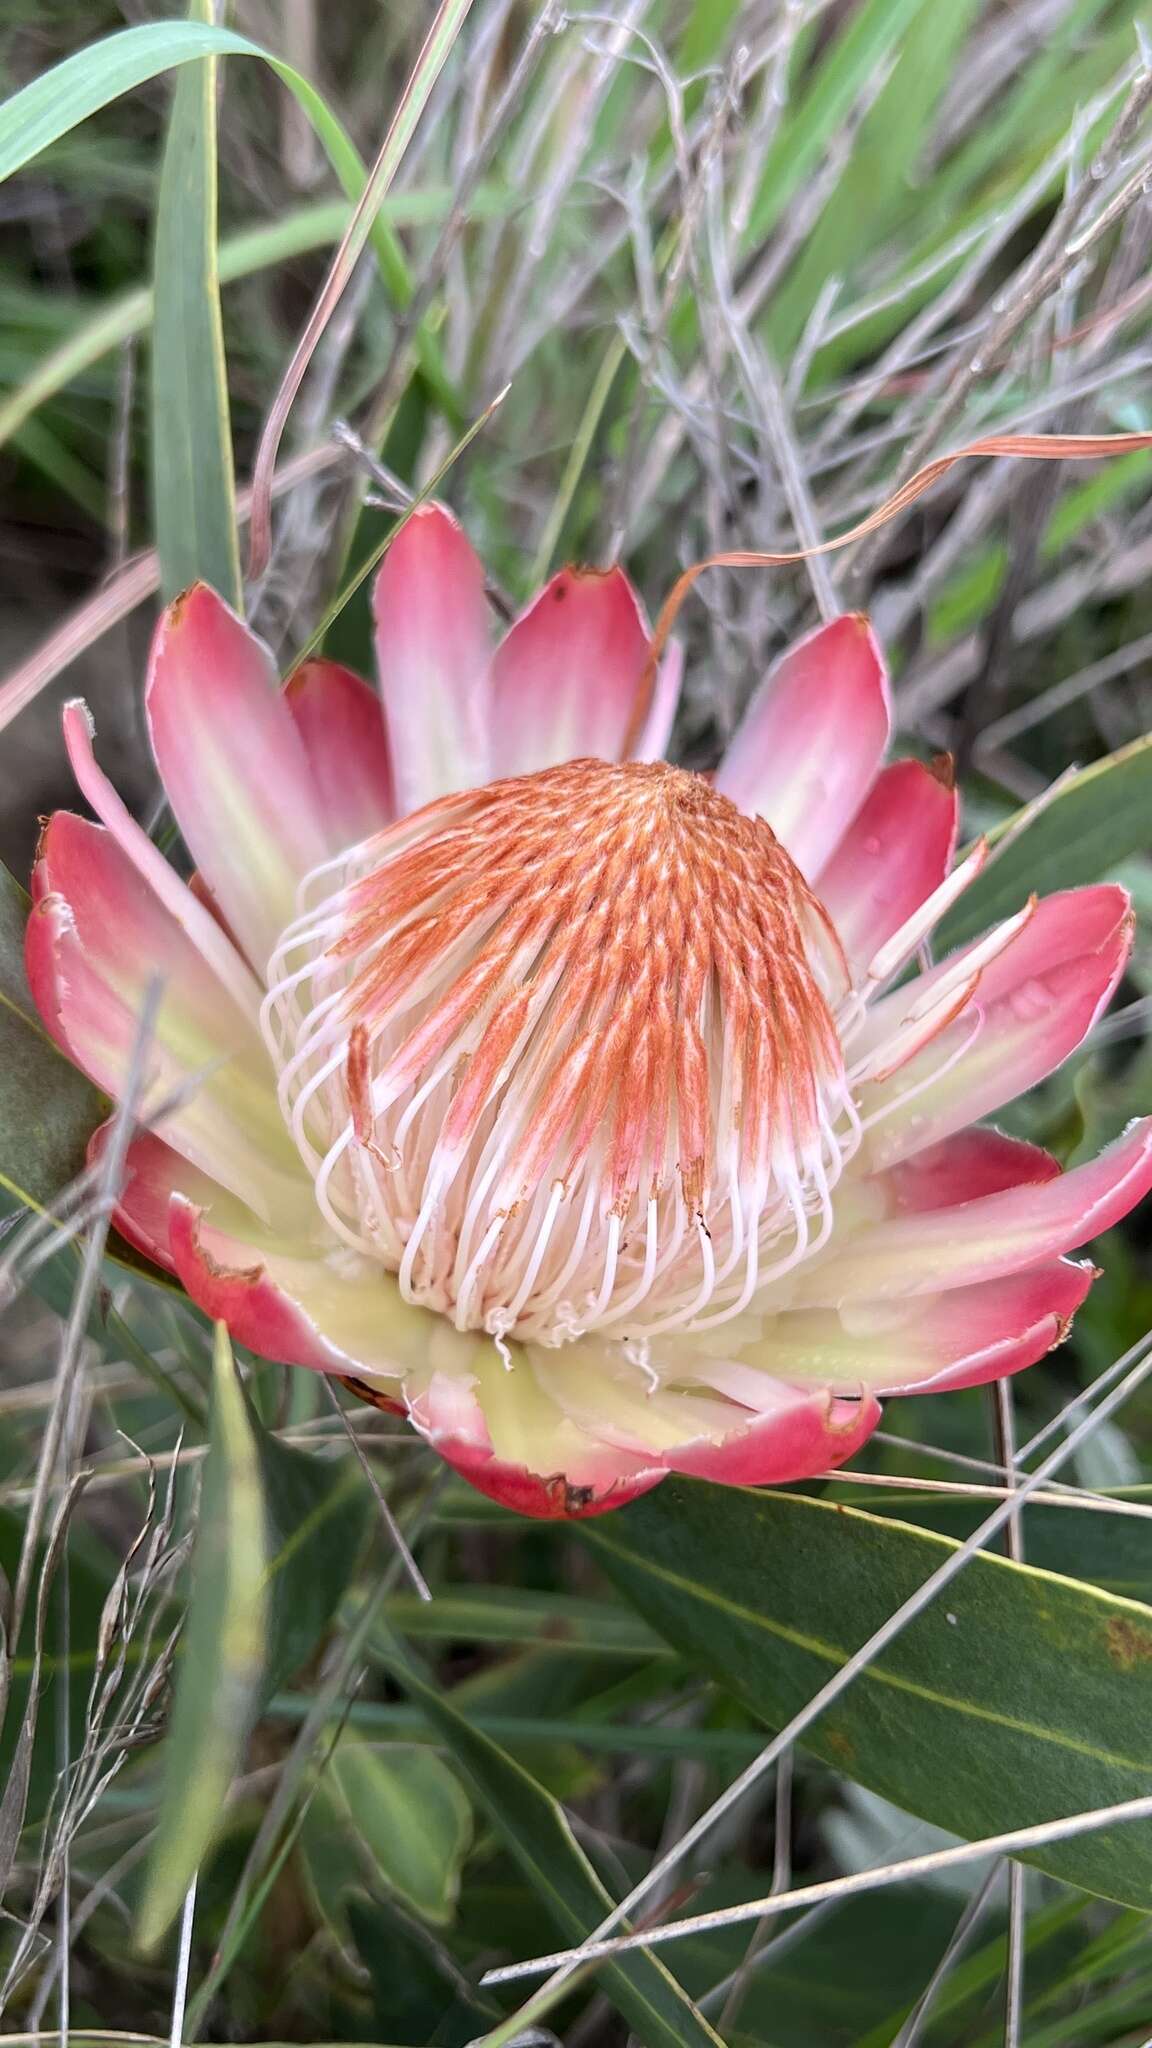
[262,758,861,1343]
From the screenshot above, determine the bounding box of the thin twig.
[484,1787,1152,1976]
[890,1863,1003,2048]
[991,1378,1025,2048]
[321,1380,432,1602]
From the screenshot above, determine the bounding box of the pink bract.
[27,506,1152,1517]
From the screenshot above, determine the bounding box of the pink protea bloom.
[27,507,1152,1517]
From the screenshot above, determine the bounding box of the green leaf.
[765,0,984,357]
[854,1893,1128,2048]
[746,0,931,244]
[0,20,462,424]
[268,1693,764,1762]
[0,187,511,457]
[137,1326,267,1949]
[345,1890,500,2046]
[0,22,270,180]
[913,0,1121,221]
[11,413,105,519]
[586,1479,1152,1909]
[306,1738,472,1925]
[681,1880,986,2048]
[383,1642,726,2048]
[854,1486,1152,1605]
[937,733,1152,950]
[150,0,240,606]
[384,1586,668,1658]
[258,1427,371,1695]
[0,860,105,1214]
[928,452,1152,645]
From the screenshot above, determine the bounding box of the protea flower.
[27,507,1152,1516]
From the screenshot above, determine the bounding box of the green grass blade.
[136,1326,267,1950]
[766,0,984,357]
[150,0,239,606]
[744,0,932,245]
[0,20,462,424]
[384,1586,667,1656]
[267,1697,757,1760]
[10,415,104,521]
[0,186,512,457]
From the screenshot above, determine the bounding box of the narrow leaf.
[137,1326,267,1949]
[0,22,462,422]
[151,0,240,605]
[0,22,262,180]
[385,1586,668,1657]
[0,185,509,456]
[746,0,931,243]
[766,0,984,355]
[383,1639,725,2048]
[257,1427,370,1695]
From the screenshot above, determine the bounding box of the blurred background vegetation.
[3,1,1152,2042]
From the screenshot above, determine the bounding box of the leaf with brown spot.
[587,1480,1152,1907]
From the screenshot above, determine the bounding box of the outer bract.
[28,508,1152,1516]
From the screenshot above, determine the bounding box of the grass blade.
[151,0,240,607]
[0,21,463,425]
[245,0,476,576]
[0,186,510,457]
[136,1326,267,1951]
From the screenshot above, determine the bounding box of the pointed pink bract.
[716,612,891,877]
[372,504,491,812]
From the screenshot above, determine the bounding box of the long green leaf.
[0,186,510,456]
[151,0,239,605]
[587,1479,1152,1908]
[0,22,314,180]
[0,20,461,421]
[137,1326,267,1949]
[385,1586,668,1657]
[851,1486,1152,1604]
[745,0,931,244]
[268,1695,758,1761]
[382,1640,726,2048]
[765,0,984,356]
[938,732,1152,949]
